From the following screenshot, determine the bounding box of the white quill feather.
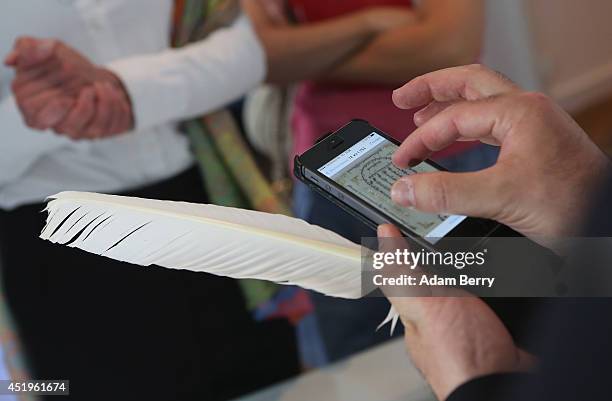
[40,192,400,329]
[40,192,365,298]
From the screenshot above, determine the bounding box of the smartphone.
[294,119,505,250]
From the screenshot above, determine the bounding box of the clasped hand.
[4,37,134,139]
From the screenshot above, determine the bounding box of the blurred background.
[483,0,612,153]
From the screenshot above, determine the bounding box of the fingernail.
[413,111,424,126]
[391,153,405,169]
[391,178,415,207]
[392,155,417,169]
[377,225,398,240]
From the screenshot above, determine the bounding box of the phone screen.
[317,132,467,242]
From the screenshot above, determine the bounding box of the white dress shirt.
[0,0,266,210]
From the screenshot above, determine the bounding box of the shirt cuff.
[106,49,190,131]
[106,15,266,132]
[446,373,532,401]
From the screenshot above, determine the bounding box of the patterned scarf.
[173,0,291,216]
[173,0,314,322]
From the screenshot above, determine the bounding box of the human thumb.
[391,170,501,220]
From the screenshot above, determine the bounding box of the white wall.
[481,0,543,91]
[526,0,612,112]
[481,0,612,113]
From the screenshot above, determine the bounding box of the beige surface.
[234,338,435,401]
[574,96,612,156]
[525,0,612,111]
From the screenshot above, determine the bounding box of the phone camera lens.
[329,138,344,149]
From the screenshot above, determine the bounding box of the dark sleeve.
[446,373,532,401]
[582,171,612,236]
[450,171,612,401]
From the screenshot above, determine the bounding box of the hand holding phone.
[295,120,504,249]
[390,65,611,246]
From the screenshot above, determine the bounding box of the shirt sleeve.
[446,373,532,401]
[106,15,267,131]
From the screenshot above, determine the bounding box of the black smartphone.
[294,119,505,250]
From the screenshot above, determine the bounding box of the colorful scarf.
[173,0,313,321]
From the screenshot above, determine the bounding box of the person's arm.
[5,16,267,138]
[106,15,266,133]
[243,0,418,84]
[326,0,485,85]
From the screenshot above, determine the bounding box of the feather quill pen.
[40,192,399,329]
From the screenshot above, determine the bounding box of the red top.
[288,0,477,166]
[289,0,411,22]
